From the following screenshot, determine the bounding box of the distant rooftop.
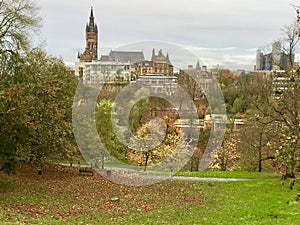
[100,50,145,63]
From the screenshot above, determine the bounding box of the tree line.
[1,0,299,177]
[0,0,78,173]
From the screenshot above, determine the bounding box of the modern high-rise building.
[256,41,294,71]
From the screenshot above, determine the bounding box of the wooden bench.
[78,167,94,176]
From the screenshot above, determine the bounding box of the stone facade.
[136,74,177,95]
[75,8,174,84]
[78,7,98,62]
[131,49,174,76]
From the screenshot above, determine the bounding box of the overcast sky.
[37,0,300,70]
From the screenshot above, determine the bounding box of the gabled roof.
[99,55,110,61]
[109,51,145,63]
[151,49,171,64]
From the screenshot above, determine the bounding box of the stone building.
[151,49,173,75]
[135,74,178,95]
[78,7,98,62]
[131,49,173,76]
[75,8,173,84]
[75,8,138,83]
[100,50,144,63]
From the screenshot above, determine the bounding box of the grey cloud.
[37,0,299,70]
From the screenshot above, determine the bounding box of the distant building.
[75,8,173,84]
[256,41,294,71]
[180,61,212,90]
[135,74,177,95]
[131,60,154,76]
[150,49,174,75]
[131,49,174,76]
[78,7,98,62]
[82,61,131,84]
[185,60,211,78]
[100,50,144,63]
[75,8,143,83]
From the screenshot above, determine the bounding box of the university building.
[75,8,174,84]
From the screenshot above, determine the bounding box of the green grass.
[0,165,299,224]
[176,170,282,179]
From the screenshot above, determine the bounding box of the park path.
[62,163,251,182]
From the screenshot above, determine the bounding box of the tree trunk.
[258,132,263,172]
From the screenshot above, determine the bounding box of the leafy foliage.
[0,48,78,172]
[209,131,239,171]
[0,1,78,172]
[127,116,192,170]
[95,99,127,161]
[0,0,41,76]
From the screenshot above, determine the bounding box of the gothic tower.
[78,7,98,62]
[195,60,201,70]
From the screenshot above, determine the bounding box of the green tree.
[19,49,77,166]
[0,48,78,172]
[0,83,34,172]
[128,88,150,134]
[222,73,278,172]
[95,99,127,162]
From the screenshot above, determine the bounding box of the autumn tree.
[0,0,41,76]
[127,117,192,171]
[209,131,239,171]
[0,0,41,172]
[20,49,77,165]
[0,48,78,172]
[0,82,34,172]
[270,69,300,177]
[279,22,300,70]
[220,73,278,172]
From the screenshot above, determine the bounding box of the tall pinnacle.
[87,7,97,32]
[90,7,94,19]
[196,59,201,70]
[151,48,155,61]
[89,7,94,27]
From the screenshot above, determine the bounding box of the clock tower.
[78,7,98,62]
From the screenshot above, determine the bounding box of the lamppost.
[101,152,104,169]
[144,150,150,171]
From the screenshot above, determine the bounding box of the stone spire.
[79,7,98,62]
[195,60,201,70]
[151,48,155,61]
[166,53,171,64]
[86,7,97,32]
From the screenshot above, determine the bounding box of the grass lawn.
[0,164,299,224]
[175,170,282,179]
